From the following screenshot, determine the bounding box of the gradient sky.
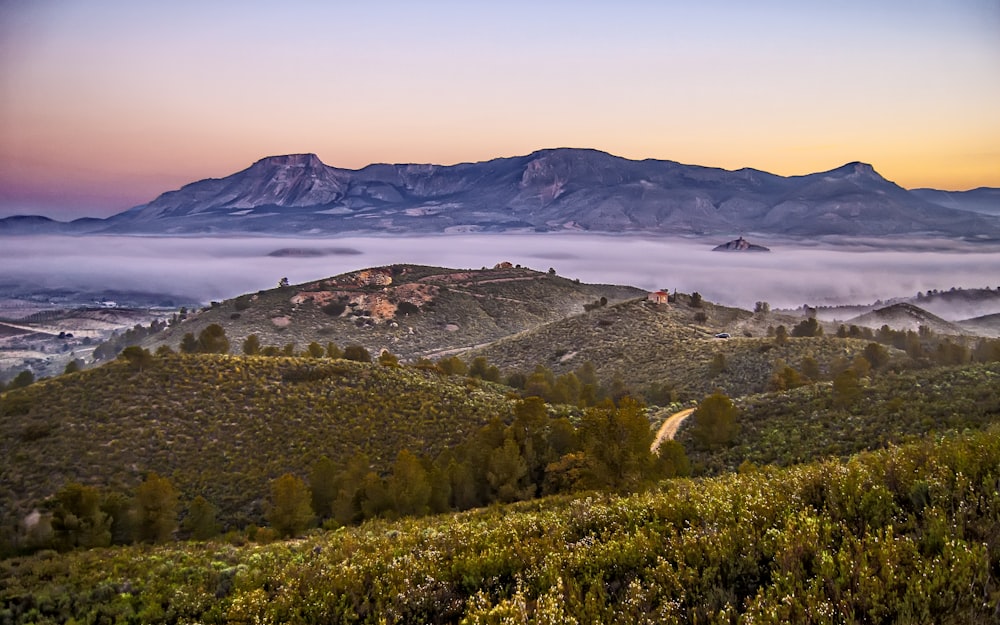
[1,0,998,219]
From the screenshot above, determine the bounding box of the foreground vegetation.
[3,426,998,623]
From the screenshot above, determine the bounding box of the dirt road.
[650,407,695,453]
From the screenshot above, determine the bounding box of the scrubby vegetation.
[681,362,1000,474]
[2,426,999,623]
[4,270,1000,622]
[0,352,517,531]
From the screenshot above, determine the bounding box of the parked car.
[714,332,730,339]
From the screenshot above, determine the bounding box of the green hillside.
[3,427,997,624]
[465,297,876,400]
[679,362,1000,474]
[0,353,516,526]
[141,264,643,362]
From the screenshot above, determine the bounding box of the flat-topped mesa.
[249,153,328,169]
[712,237,770,252]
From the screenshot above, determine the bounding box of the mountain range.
[2,148,998,238]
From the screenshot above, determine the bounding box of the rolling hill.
[462,296,873,400]
[0,354,517,527]
[142,263,644,361]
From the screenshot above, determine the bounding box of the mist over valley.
[3,234,998,315]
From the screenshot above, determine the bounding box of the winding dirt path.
[650,407,695,453]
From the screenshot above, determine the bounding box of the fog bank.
[2,234,998,312]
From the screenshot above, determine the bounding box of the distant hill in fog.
[3,149,999,238]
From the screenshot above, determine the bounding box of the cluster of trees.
[91,319,169,361]
[768,342,890,392]
[278,397,689,535]
[5,396,691,554]
[5,473,190,555]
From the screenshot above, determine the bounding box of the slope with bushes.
[0,353,515,525]
[140,264,643,362]
[679,362,1000,474]
[2,427,998,624]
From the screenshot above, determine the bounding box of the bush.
[343,345,372,363]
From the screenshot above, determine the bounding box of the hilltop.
[144,264,643,361]
[845,302,967,335]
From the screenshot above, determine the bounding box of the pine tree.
[183,496,219,540]
[135,473,179,543]
[266,473,314,537]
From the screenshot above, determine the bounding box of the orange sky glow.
[1,1,998,218]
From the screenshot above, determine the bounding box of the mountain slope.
[5,149,998,238]
[911,186,1000,216]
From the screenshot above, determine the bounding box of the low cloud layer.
[3,234,999,315]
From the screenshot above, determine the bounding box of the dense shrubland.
[2,426,999,623]
[0,352,518,536]
[681,362,1000,474]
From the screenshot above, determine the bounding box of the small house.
[648,291,669,305]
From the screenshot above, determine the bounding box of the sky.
[1,0,999,219]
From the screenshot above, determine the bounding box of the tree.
[343,344,371,363]
[134,473,179,543]
[267,473,314,537]
[306,341,325,358]
[754,301,770,314]
[331,453,371,526]
[101,491,136,545]
[50,482,112,551]
[689,292,703,308]
[800,356,821,381]
[657,440,691,478]
[769,362,805,391]
[863,342,890,370]
[179,332,199,354]
[578,397,657,491]
[63,359,83,375]
[437,356,468,376]
[242,334,261,356]
[197,324,229,354]
[832,368,861,409]
[118,345,153,372]
[378,351,399,367]
[709,353,727,376]
[689,392,739,450]
[470,356,500,382]
[326,342,342,359]
[774,325,788,345]
[386,449,432,517]
[487,436,533,503]
[9,370,34,389]
[278,277,290,288]
[183,496,219,540]
[309,456,338,521]
[791,317,822,337]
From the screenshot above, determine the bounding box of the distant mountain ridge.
[3,148,999,238]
